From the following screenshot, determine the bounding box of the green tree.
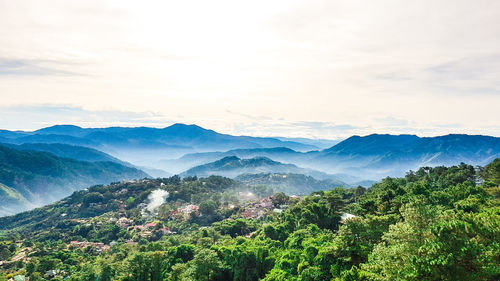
[363,202,500,281]
[183,248,226,281]
[199,200,218,216]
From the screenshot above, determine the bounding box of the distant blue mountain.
[2,142,129,165]
[319,133,499,164]
[312,133,500,178]
[1,125,498,181]
[0,124,319,171]
[161,147,304,173]
[181,156,344,182]
[322,134,420,155]
[34,124,88,137]
[0,123,318,151]
[175,133,500,180]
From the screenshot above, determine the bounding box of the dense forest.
[0,159,499,281]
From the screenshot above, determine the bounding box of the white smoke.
[147,189,169,213]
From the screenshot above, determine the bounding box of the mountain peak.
[34,125,85,136]
[162,123,217,137]
[164,123,206,130]
[35,124,83,131]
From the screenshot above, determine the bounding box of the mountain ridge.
[174,133,500,180]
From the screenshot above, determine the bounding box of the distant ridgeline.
[0,159,498,281]
[164,133,500,180]
[1,125,498,180]
[0,123,319,153]
[0,124,499,217]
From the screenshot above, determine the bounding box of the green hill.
[0,144,148,216]
[0,183,32,216]
[0,160,498,281]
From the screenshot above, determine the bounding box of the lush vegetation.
[3,143,125,164]
[0,160,499,280]
[0,144,148,215]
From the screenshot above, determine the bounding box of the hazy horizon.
[2,122,499,141]
[1,0,499,139]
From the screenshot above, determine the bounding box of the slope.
[0,144,148,216]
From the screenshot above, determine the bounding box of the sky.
[1,0,499,139]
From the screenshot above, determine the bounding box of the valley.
[0,125,499,281]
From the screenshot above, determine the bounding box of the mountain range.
[313,134,500,178]
[0,124,319,172]
[0,124,317,152]
[1,124,499,180]
[0,124,499,217]
[174,133,500,179]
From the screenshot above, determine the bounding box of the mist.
[147,189,170,213]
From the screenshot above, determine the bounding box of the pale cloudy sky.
[1,0,499,139]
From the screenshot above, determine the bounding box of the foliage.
[0,160,499,281]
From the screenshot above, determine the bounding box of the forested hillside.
[2,143,128,164]
[0,144,148,216]
[0,159,498,280]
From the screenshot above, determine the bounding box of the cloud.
[0,1,499,138]
[291,122,361,131]
[0,105,175,130]
[426,54,500,96]
[0,58,80,76]
[0,104,497,139]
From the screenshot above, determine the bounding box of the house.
[133,225,144,231]
[145,222,157,229]
[177,204,199,216]
[181,204,199,215]
[242,208,267,219]
[68,241,110,252]
[258,198,273,208]
[117,217,132,228]
[160,227,174,235]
